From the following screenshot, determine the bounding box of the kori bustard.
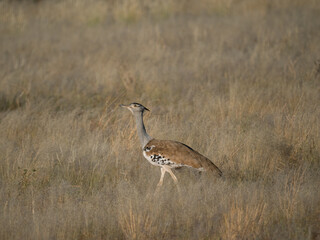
[120,103,222,188]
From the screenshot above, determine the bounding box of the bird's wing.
[144,139,222,176]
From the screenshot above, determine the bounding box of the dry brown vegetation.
[0,0,320,239]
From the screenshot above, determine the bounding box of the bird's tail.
[203,159,223,177]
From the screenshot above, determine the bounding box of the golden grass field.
[0,0,319,239]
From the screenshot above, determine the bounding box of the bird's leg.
[165,168,178,184]
[165,167,181,195]
[157,167,166,188]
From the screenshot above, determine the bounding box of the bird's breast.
[142,150,183,168]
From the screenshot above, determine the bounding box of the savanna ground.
[0,0,320,239]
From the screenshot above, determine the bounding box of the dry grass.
[0,0,320,239]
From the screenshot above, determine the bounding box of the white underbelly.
[142,151,183,168]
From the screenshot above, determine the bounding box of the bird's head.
[120,102,150,114]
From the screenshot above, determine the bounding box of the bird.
[120,102,222,189]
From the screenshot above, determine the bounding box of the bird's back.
[143,139,222,176]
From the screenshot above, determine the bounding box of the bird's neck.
[134,112,152,148]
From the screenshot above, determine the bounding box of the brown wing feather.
[144,139,222,176]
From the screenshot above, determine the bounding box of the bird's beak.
[144,107,150,112]
[120,104,129,108]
